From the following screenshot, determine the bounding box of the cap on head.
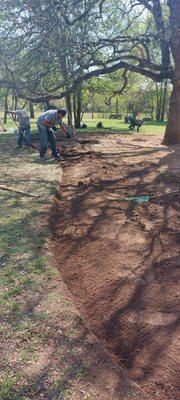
[57,108,66,116]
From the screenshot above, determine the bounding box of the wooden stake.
[0,185,38,197]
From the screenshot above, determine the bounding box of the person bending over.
[37,108,67,160]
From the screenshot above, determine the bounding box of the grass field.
[0,135,91,399]
[81,117,167,135]
[1,114,167,137]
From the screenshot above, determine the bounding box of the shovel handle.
[150,190,179,199]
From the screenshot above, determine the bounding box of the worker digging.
[36,108,69,160]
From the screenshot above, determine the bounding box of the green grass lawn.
[1,114,167,137]
[81,117,167,135]
[0,135,89,399]
[0,135,61,399]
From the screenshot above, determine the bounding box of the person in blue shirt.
[37,108,67,159]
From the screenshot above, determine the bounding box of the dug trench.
[51,133,180,400]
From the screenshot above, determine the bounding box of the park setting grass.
[0,135,59,398]
[80,117,166,135]
[1,113,167,138]
[0,134,87,399]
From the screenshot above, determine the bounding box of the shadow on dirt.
[52,136,180,399]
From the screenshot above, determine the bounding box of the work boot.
[51,151,62,159]
[39,155,48,161]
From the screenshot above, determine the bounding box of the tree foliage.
[0,0,174,100]
[0,0,180,143]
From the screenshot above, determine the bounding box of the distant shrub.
[96,122,103,128]
[80,123,87,129]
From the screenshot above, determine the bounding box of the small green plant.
[10,302,24,318]
[0,376,17,400]
[3,285,22,300]
[29,255,47,273]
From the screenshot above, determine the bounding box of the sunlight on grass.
[0,133,64,399]
[0,376,17,400]
[1,115,166,137]
[79,117,166,135]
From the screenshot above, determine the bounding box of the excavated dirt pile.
[51,133,180,400]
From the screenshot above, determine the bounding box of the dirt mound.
[51,134,180,400]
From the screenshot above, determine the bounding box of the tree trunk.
[14,96,18,111]
[160,80,168,121]
[58,35,72,125]
[162,0,180,144]
[162,78,180,144]
[13,96,18,121]
[73,87,82,128]
[73,93,77,127]
[10,94,18,121]
[76,86,81,128]
[150,99,155,121]
[3,91,8,124]
[29,101,35,118]
[44,100,50,110]
[115,97,119,118]
[156,83,161,121]
[65,94,72,125]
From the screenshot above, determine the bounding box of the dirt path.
[52,133,180,400]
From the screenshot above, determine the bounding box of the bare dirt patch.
[52,133,180,400]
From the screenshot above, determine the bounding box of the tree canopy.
[0,0,180,143]
[0,1,174,98]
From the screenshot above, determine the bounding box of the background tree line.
[0,74,171,126]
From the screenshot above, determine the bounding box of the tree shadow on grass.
[51,141,180,398]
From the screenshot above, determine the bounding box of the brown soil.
[51,133,180,400]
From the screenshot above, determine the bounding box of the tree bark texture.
[73,86,82,128]
[29,101,35,118]
[160,80,168,121]
[163,0,180,144]
[66,94,72,125]
[3,91,8,124]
